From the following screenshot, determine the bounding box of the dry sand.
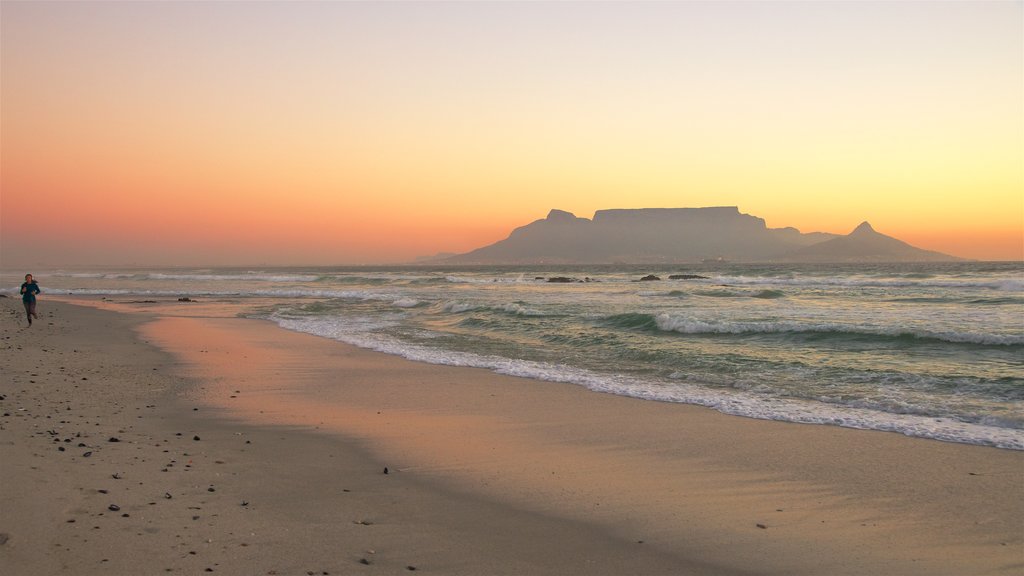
[1,297,1021,575]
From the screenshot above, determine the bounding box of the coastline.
[2,297,1021,575]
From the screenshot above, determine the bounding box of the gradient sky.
[2,1,1021,266]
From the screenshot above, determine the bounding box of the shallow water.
[5,261,1022,448]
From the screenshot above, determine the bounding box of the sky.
[2,1,1021,266]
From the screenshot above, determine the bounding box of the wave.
[885,296,960,304]
[26,287,404,302]
[645,288,783,299]
[694,289,743,298]
[444,275,533,285]
[48,272,143,279]
[43,271,322,282]
[392,298,423,308]
[442,300,548,317]
[967,297,1024,305]
[264,313,1024,450]
[711,275,1024,292]
[603,312,660,330]
[598,312,1022,346]
[651,314,1024,346]
[145,272,320,282]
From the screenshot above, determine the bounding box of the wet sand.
[2,297,1022,575]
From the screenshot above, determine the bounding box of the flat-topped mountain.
[444,207,961,264]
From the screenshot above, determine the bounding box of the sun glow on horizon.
[2,1,1021,266]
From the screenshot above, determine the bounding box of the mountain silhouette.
[785,221,958,262]
[445,208,961,264]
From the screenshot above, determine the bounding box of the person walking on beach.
[20,273,40,326]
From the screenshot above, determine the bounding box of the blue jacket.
[21,282,40,303]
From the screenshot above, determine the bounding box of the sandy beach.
[1,297,1021,575]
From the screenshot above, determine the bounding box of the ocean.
[4,262,1022,449]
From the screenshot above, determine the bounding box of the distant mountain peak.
[851,221,876,235]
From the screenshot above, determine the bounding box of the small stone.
[383,467,389,475]
[108,504,120,512]
[358,559,371,565]
[193,436,201,441]
[83,451,93,457]
[756,523,767,529]
[108,437,120,443]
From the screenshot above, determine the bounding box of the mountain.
[445,207,961,264]
[784,221,959,262]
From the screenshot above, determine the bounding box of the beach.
[1,297,1021,575]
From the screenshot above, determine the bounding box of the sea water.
[4,262,1021,449]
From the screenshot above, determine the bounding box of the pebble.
[108,504,120,512]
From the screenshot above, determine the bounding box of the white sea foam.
[443,301,480,313]
[146,273,320,282]
[440,300,547,316]
[653,314,1024,345]
[710,275,1024,292]
[498,303,546,316]
[444,275,531,284]
[392,298,422,308]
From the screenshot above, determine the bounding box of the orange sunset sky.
[2,1,1021,266]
